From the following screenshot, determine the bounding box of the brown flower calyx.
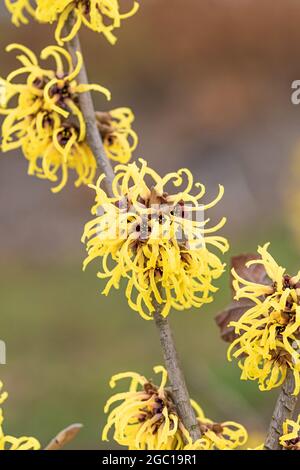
[199,421,224,435]
[284,437,300,450]
[138,382,177,434]
[271,348,291,367]
[75,0,91,15]
[269,275,300,335]
[96,111,115,145]
[49,82,78,111]
[117,186,189,240]
[41,112,54,128]
[282,274,300,291]
[57,124,78,147]
[32,76,49,90]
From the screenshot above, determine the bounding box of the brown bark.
[264,369,298,450]
[64,18,115,198]
[154,309,201,442]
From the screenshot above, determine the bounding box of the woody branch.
[63,14,201,442]
[264,370,298,450]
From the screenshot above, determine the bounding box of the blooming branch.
[102,366,247,450]
[63,12,202,443]
[216,245,300,451]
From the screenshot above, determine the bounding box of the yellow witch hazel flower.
[5,0,36,26]
[36,0,140,46]
[96,108,138,164]
[102,366,247,451]
[0,381,40,450]
[102,366,187,450]
[23,123,98,193]
[82,159,229,319]
[0,43,112,192]
[184,400,248,451]
[228,243,300,394]
[280,414,300,450]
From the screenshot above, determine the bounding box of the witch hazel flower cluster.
[228,244,300,395]
[0,44,137,192]
[5,0,298,453]
[82,159,229,319]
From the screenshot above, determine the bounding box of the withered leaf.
[215,300,253,343]
[215,253,271,343]
[230,253,269,294]
[45,423,83,450]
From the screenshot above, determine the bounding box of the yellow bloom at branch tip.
[228,243,300,394]
[0,44,111,192]
[5,0,36,26]
[102,366,247,450]
[36,0,140,46]
[0,381,40,450]
[280,414,300,450]
[82,159,229,319]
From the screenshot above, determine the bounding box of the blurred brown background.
[1,0,300,449]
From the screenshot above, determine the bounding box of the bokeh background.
[1,0,300,449]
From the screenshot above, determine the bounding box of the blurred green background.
[1,0,300,449]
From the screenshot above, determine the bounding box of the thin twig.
[64,20,115,198]
[264,369,298,450]
[154,308,201,441]
[64,16,200,442]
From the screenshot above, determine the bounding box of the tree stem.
[64,19,200,442]
[264,369,298,450]
[65,27,115,198]
[154,309,201,441]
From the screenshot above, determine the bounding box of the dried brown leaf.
[215,300,253,343]
[230,253,268,294]
[215,252,270,343]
